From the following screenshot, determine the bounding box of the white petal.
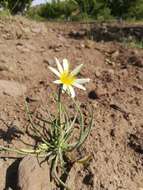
[53,80,62,84]
[63,59,69,72]
[68,86,75,98]
[49,66,60,77]
[73,82,86,90]
[75,78,90,84]
[71,64,83,76]
[62,84,67,93]
[55,57,63,74]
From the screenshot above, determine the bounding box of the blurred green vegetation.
[0,0,33,14]
[123,37,143,49]
[27,0,114,21]
[0,9,10,17]
[26,0,143,21]
[0,0,143,21]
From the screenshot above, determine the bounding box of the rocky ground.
[0,16,142,190]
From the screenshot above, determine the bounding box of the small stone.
[58,35,67,42]
[18,156,55,190]
[16,45,30,53]
[39,46,46,53]
[84,40,95,49]
[49,44,63,52]
[16,30,23,39]
[80,43,85,48]
[54,47,61,52]
[31,27,41,34]
[105,58,115,66]
[69,30,86,38]
[43,58,55,66]
[95,68,101,77]
[112,50,119,60]
[11,120,22,131]
[49,44,62,50]
[0,80,27,97]
[133,84,143,91]
[92,101,99,109]
[16,43,36,52]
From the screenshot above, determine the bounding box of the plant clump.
[0,58,93,189]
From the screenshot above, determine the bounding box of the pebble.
[0,80,27,97]
[18,156,55,190]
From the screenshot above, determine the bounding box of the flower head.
[49,58,90,98]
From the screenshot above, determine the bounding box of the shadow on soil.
[0,118,24,144]
[128,134,143,154]
[4,159,21,190]
[69,23,143,42]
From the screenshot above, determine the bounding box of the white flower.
[48,58,90,98]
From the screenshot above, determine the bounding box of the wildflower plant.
[0,58,93,189]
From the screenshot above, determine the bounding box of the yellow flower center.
[60,72,75,85]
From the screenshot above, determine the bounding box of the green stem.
[0,146,32,155]
[58,85,63,135]
[0,145,50,158]
[53,155,70,190]
[58,85,61,119]
[58,85,62,103]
